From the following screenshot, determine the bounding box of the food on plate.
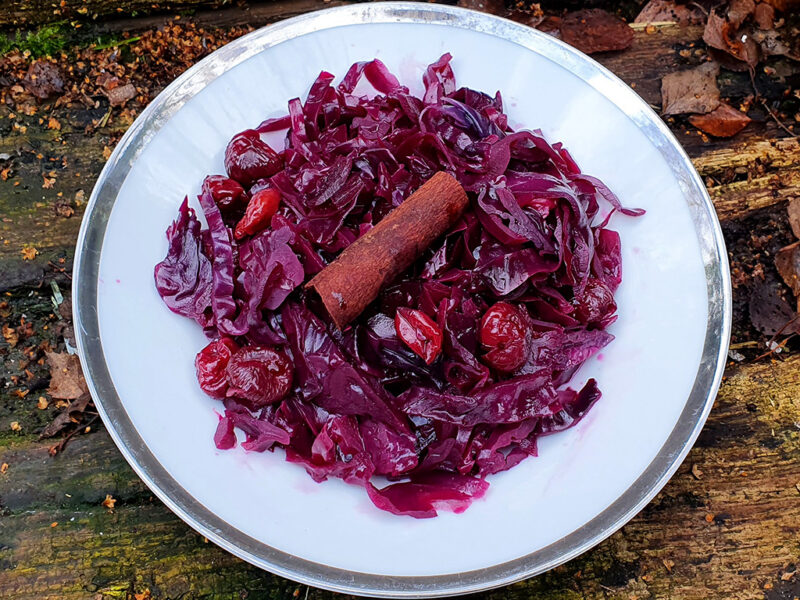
[155,54,642,518]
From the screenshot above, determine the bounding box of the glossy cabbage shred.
[155,55,641,518]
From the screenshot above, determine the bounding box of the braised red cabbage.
[154,54,640,518]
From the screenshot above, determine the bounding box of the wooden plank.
[1,355,799,599]
[0,0,222,28]
[696,138,800,221]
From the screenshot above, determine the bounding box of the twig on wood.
[750,70,798,139]
[51,415,98,456]
[729,340,759,350]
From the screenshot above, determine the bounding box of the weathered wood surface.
[0,0,224,28]
[0,355,797,599]
[1,5,800,600]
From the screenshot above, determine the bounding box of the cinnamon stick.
[307,171,468,329]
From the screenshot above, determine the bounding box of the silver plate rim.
[73,3,732,597]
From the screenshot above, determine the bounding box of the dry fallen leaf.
[456,0,505,14]
[705,513,714,523]
[0,463,8,474]
[102,494,117,510]
[106,83,137,107]
[20,246,38,261]
[661,62,721,116]
[102,146,112,160]
[662,558,675,573]
[691,463,704,479]
[46,352,88,400]
[37,396,49,410]
[753,2,775,29]
[10,421,21,432]
[787,198,800,240]
[2,323,19,347]
[47,116,61,131]
[749,278,797,335]
[634,0,704,25]
[782,571,797,581]
[134,590,152,600]
[560,9,634,55]
[688,103,751,137]
[703,7,760,66]
[727,0,756,29]
[23,61,64,100]
[775,242,800,304]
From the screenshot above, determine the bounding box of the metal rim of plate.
[73,3,732,597]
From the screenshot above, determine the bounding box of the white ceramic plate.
[73,3,731,597]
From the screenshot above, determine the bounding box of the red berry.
[574,279,616,325]
[202,175,246,216]
[226,346,293,409]
[480,302,530,372]
[224,129,282,187]
[195,337,239,399]
[234,187,281,240]
[395,307,443,365]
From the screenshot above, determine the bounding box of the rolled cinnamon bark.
[307,171,468,329]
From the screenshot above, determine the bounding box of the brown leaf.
[105,83,137,107]
[23,61,64,100]
[46,352,88,400]
[2,323,18,347]
[703,11,732,53]
[727,0,755,29]
[633,0,705,25]
[761,0,800,10]
[775,242,800,299]
[560,9,634,55]
[39,393,91,439]
[691,463,704,479]
[661,62,720,116]
[102,494,117,510]
[753,3,775,29]
[751,29,793,58]
[703,8,760,67]
[688,103,751,137]
[67,393,91,416]
[787,198,800,240]
[46,116,61,131]
[39,411,72,439]
[456,0,505,15]
[749,278,796,335]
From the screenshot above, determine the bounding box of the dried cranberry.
[224,129,282,186]
[226,346,293,408]
[195,337,239,398]
[480,302,530,372]
[574,279,616,325]
[234,187,281,240]
[395,307,442,365]
[202,175,246,216]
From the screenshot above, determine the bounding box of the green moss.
[0,22,71,58]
